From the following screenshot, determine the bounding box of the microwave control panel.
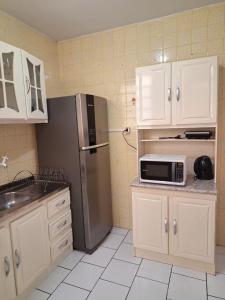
[175,162,184,182]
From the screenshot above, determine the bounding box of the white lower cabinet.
[132,192,168,254]
[171,196,215,263]
[0,227,16,300]
[132,189,216,270]
[0,188,72,300]
[10,206,50,295]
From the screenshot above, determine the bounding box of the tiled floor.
[26,228,225,300]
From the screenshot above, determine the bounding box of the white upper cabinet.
[0,227,16,300]
[136,56,218,127]
[172,57,217,125]
[0,41,47,123]
[0,42,27,120]
[136,63,172,126]
[22,51,47,121]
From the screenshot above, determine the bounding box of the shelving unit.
[140,139,215,143]
[137,127,217,181]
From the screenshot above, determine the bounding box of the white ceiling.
[0,0,223,41]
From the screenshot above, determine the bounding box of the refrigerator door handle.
[81,142,109,151]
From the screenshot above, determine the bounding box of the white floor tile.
[48,283,89,300]
[87,279,129,300]
[114,243,141,265]
[111,227,128,236]
[216,253,225,274]
[102,233,124,249]
[137,259,171,284]
[208,297,222,300]
[172,265,206,280]
[207,273,225,299]
[127,276,167,300]
[216,246,225,255]
[26,289,49,300]
[168,273,206,300]
[101,259,138,287]
[124,231,133,244]
[38,267,70,294]
[64,262,104,291]
[82,247,115,267]
[59,251,85,270]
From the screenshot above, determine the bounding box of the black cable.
[122,130,137,151]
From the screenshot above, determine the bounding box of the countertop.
[131,176,217,195]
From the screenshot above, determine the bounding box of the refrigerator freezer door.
[80,144,112,250]
[76,94,109,148]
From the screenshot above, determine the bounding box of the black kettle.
[194,156,213,180]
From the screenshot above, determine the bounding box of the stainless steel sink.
[0,180,68,217]
[0,192,31,211]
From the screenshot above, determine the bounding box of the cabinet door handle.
[26,76,31,94]
[15,249,21,268]
[59,239,69,250]
[56,199,66,207]
[176,87,180,101]
[57,220,67,230]
[168,88,171,101]
[164,218,168,233]
[4,256,10,276]
[173,219,177,235]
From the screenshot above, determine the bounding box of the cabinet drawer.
[49,211,72,241]
[47,191,70,219]
[51,230,73,261]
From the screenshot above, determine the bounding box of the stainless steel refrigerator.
[36,94,112,253]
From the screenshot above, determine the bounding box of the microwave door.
[141,161,173,182]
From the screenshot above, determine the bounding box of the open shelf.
[140,138,216,143]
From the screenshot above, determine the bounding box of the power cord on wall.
[122,128,137,151]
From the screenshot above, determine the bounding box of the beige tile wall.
[1,3,225,245]
[58,3,225,245]
[0,10,61,184]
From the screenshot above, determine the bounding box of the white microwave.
[139,154,187,186]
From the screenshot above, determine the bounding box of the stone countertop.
[131,176,217,195]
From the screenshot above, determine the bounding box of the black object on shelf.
[194,156,214,180]
[184,130,212,139]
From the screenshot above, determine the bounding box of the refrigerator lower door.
[80,144,112,251]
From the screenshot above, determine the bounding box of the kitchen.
[0,0,225,299]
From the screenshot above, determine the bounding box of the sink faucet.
[0,156,8,168]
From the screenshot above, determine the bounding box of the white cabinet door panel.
[11,206,50,294]
[22,51,47,121]
[172,56,217,125]
[0,226,16,300]
[171,196,215,263]
[132,192,168,254]
[0,42,26,120]
[136,63,171,126]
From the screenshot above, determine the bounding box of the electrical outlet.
[123,127,130,134]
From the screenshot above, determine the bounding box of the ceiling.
[0,0,223,41]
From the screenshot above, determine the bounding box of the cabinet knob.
[164,218,169,233]
[4,256,10,276]
[176,87,180,101]
[26,76,31,94]
[15,249,21,268]
[56,199,66,207]
[173,219,177,235]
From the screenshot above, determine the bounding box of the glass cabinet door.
[0,42,26,120]
[22,51,47,120]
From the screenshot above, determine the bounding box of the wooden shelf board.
[140,139,215,142]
